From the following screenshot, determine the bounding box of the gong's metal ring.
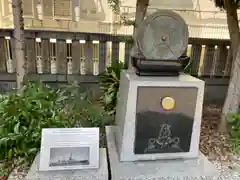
[135,10,189,60]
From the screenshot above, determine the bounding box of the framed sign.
[39,128,99,171]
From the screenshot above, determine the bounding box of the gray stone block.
[26,148,108,180]
[106,126,220,180]
[115,71,205,162]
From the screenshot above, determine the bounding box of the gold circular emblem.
[161,97,175,110]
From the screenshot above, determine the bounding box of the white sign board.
[39,128,99,171]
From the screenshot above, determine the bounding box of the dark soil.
[0,176,8,180]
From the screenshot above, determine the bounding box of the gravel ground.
[7,168,27,180]
[200,104,240,179]
[4,104,240,180]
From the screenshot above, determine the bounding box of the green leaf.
[227,113,240,152]
[99,61,126,115]
[14,122,20,134]
[0,167,9,176]
[56,96,68,103]
[7,149,13,160]
[0,138,9,145]
[27,148,38,154]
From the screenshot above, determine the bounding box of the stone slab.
[115,70,205,162]
[106,126,220,180]
[26,148,108,180]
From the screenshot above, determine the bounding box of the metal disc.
[136,10,189,60]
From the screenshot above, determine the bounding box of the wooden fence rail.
[0,29,232,103]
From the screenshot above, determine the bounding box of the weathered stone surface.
[115,70,205,162]
[136,10,189,60]
[25,148,108,180]
[106,126,220,180]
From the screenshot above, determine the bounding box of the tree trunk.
[12,0,25,90]
[129,0,149,69]
[220,0,240,131]
[221,44,240,131]
[224,0,240,63]
[133,0,149,37]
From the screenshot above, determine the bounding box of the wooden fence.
[0,29,231,103]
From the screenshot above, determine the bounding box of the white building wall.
[0,0,234,39]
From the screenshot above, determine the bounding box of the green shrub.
[59,82,111,128]
[99,61,126,116]
[226,113,240,153]
[0,81,110,168]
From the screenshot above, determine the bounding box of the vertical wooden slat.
[92,41,100,75]
[124,42,133,69]
[198,45,206,76]
[10,38,16,72]
[26,39,37,73]
[99,41,106,73]
[80,42,86,75]
[85,41,93,74]
[4,38,12,73]
[111,41,119,66]
[190,44,202,75]
[41,39,51,73]
[106,41,111,67]
[72,40,80,74]
[200,45,215,76]
[0,38,7,72]
[224,46,233,77]
[56,40,67,74]
[212,45,228,76]
[186,44,192,57]
[211,46,219,76]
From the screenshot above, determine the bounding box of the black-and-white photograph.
[49,147,90,167]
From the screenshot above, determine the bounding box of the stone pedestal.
[26,148,108,180]
[115,70,205,162]
[106,126,220,180]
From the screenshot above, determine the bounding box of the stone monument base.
[106,126,220,180]
[26,148,108,180]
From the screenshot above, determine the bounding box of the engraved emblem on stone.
[161,96,175,110]
[144,124,181,153]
